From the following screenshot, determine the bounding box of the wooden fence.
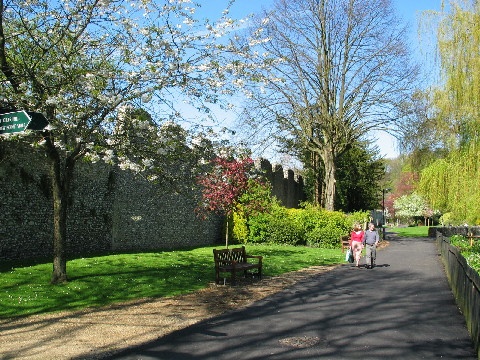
[436,231,480,359]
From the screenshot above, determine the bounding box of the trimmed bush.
[248,206,304,245]
[245,203,369,248]
[302,209,350,248]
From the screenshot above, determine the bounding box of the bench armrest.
[245,255,263,263]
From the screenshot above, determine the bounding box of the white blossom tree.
[0,0,250,283]
[393,192,429,224]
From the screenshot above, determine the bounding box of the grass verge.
[0,244,343,319]
[388,226,429,237]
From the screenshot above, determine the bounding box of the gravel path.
[0,264,337,359]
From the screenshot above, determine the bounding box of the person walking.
[350,223,364,267]
[363,222,379,269]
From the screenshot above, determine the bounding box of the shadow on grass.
[0,245,343,318]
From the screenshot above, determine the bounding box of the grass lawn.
[0,244,344,319]
[388,226,430,237]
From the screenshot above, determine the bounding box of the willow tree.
[417,1,480,224]
[433,0,480,145]
[0,0,245,284]
[397,1,479,167]
[233,0,417,210]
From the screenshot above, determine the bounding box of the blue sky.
[197,0,444,159]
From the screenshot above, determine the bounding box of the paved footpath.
[100,237,477,360]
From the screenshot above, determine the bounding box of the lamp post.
[382,188,391,240]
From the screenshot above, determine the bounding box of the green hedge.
[248,207,304,245]
[234,204,369,249]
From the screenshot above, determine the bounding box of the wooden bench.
[213,246,263,285]
[340,235,350,253]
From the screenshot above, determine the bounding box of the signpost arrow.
[0,110,49,135]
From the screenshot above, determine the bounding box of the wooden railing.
[436,231,480,358]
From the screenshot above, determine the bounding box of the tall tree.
[0,0,242,283]
[433,0,480,146]
[416,1,480,224]
[408,1,480,155]
[233,0,417,210]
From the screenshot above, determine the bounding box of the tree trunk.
[321,147,336,211]
[310,151,322,206]
[51,162,68,284]
[225,218,229,248]
[44,130,75,284]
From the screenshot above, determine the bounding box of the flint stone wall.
[0,144,305,261]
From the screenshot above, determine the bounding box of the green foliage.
[0,245,344,318]
[296,159,321,205]
[334,142,385,212]
[466,252,480,272]
[297,204,352,248]
[345,211,372,229]
[293,141,384,213]
[245,212,273,244]
[434,1,480,144]
[450,234,470,248]
[396,90,450,168]
[419,159,450,212]
[231,179,279,244]
[248,206,305,245]
[419,143,480,225]
[245,204,368,248]
[231,211,248,244]
[237,179,278,216]
[416,2,480,227]
[439,212,457,226]
[449,235,480,274]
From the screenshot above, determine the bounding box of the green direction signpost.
[0,110,49,135]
